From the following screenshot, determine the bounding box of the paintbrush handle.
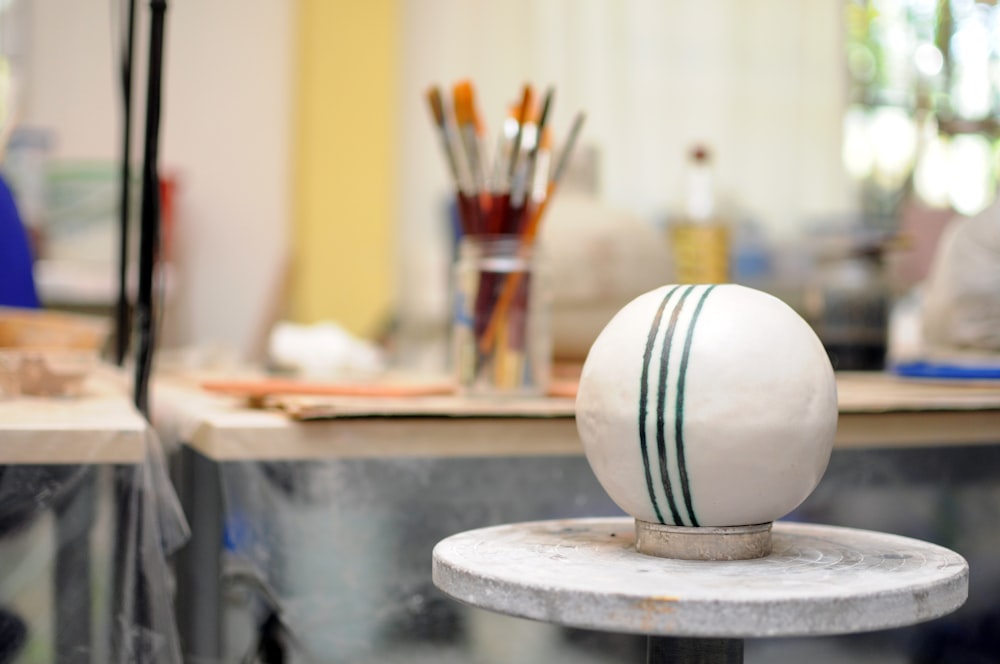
[459,124,486,193]
[476,194,550,355]
[478,111,585,349]
[456,191,483,236]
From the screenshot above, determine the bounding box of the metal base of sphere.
[634,520,773,561]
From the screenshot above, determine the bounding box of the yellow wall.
[291,0,398,337]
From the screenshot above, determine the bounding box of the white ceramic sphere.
[576,284,838,528]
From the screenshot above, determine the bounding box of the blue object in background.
[0,174,40,309]
[892,360,1000,381]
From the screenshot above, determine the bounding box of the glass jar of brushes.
[452,234,551,396]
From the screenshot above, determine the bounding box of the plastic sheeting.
[923,202,1000,353]
[178,454,633,664]
[0,428,188,663]
[168,444,1000,664]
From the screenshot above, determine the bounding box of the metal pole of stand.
[113,0,137,365]
[647,636,743,664]
[134,0,167,418]
[636,520,755,663]
[115,3,167,662]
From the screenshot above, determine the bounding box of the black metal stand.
[647,636,743,664]
[133,0,167,418]
[114,3,168,662]
[113,0,137,366]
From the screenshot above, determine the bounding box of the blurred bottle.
[669,145,730,284]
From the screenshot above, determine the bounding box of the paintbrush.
[528,127,553,230]
[453,81,488,204]
[426,86,466,193]
[495,122,553,386]
[512,87,553,234]
[473,86,532,377]
[508,84,535,181]
[491,84,534,234]
[523,110,584,241]
[486,103,521,234]
[494,87,553,381]
[490,104,520,194]
[478,111,586,355]
[426,85,478,234]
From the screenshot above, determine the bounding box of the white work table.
[155,370,1000,663]
[0,375,148,464]
[154,372,1000,462]
[0,370,182,662]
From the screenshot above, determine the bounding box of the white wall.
[17,0,853,359]
[398,0,854,331]
[401,0,851,233]
[21,0,293,358]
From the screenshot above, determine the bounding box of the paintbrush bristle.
[426,86,446,128]
[453,80,474,126]
[517,84,535,124]
[508,84,535,179]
